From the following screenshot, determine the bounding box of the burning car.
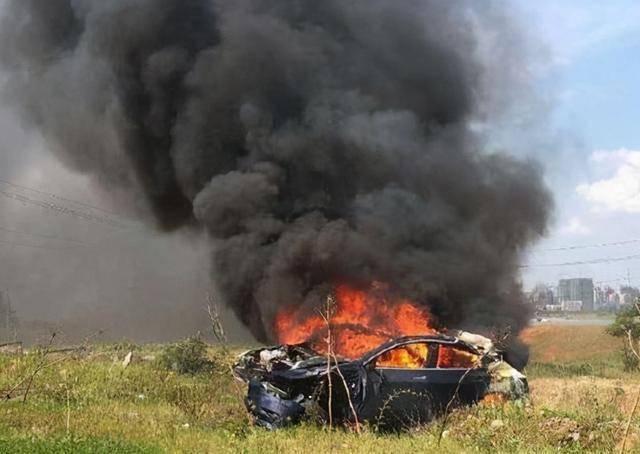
[234,330,527,429]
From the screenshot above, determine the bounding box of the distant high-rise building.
[558,278,594,312]
[528,283,554,309]
[607,291,621,306]
[561,300,583,312]
[620,286,640,306]
[594,287,606,309]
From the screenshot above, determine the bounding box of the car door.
[359,341,490,427]
[359,342,438,427]
[423,342,491,410]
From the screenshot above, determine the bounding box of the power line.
[595,278,626,285]
[540,238,640,252]
[521,253,640,268]
[0,178,122,218]
[0,178,140,230]
[0,224,85,245]
[0,189,125,229]
[0,237,79,251]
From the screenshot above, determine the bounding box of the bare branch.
[620,387,640,454]
[437,350,491,446]
[330,351,361,434]
[626,329,640,362]
[318,295,335,429]
[623,301,640,363]
[317,294,362,433]
[4,329,104,402]
[618,300,640,453]
[206,293,228,352]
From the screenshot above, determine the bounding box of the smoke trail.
[0,1,551,342]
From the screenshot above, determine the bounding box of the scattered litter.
[491,419,505,429]
[567,432,580,442]
[0,342,23,355]
[122,352,133,368]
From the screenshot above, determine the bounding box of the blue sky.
[515,0,640,289]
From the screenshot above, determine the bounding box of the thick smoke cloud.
[0,0,552,342]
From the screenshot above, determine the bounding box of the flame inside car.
[234,330,528,430]
[274,283,437,362]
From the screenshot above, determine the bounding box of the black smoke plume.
[0,1,551,343]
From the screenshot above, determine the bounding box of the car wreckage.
[233,331,528,429]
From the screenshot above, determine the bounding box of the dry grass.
[531,376,638,412]
[0,326,637,452]
[521,325,620,363]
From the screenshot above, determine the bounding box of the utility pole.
[1,288,18,341]
[4,289,8,338]
[7,289,16,341]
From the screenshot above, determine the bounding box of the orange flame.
[376,343,429,368]
[274,283,437,361]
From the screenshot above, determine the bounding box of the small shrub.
[606,302,640,338]
[111,341,139,352]
[157,336,213,375]
[621,344,639,371]
[606,301,640,371]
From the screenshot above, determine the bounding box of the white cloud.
[559,216,592,236]
[577,149,640,213]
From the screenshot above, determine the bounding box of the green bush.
[157,336,213,375]
[606,301,640,371]
[606,302,640,338]
[622,344,639,371]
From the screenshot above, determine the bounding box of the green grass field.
[0,326,638,453]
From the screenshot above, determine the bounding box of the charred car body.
[233,331,528,429]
